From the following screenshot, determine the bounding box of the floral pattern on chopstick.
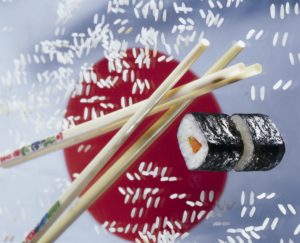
[0,132,63,166]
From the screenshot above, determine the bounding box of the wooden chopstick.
[24,39,210,243]
[36,44,262,242]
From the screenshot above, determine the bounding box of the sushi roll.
[231,114,285,171]
[177,113,243,171]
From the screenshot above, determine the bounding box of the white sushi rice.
[231,115,254,171]
[177,114,209,170]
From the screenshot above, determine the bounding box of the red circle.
[64,49,227,242]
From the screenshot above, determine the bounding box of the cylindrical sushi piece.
[177,113,243,171]
[231,114,285,171]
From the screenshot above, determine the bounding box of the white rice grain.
[197,210,206,220]
[278,204,287,215]
[226,236,235,243]
[200,191,205,202]
[256,192,267,200]
[273,79,282,90]
[180,232,189,240]
[77,144,85,153]
[271,217,279,230]
[196,201,203,207]
[209,190,214,202]
[282,80,293,90]
[186,201,195,207]
[126,187,134,195]
[138,207,144,218]
[280,4,285,19]
[282,32,289,47]
[139,162,145,172]
[239,229,251,240]
[158,55,166,62]
[250,230,260,240]
[168,176,177,182]
[142,223,148,235]
[174,221,182,229]
[93,14,98,24]
[208,0,215,8]
[190,210,196,223]
[266,192,276,199]
[235,236,244,243]
[270,3,276,19]
[84,144,91,152]
[251,85,255,100]
[286,2,290,14]
[295,3,299,15]
[260,86,265,101]
[246,29,255,40]
[126,172,134,181]
[217,18,224,28]
[132,82,137,94]
[249,206,256,217]
[83,107,89,120]
[144,79,150,90]
[226,0,231,8]
[154,197,160,208]
[118,26,126,34]
[245,226,254,232]
[132,224,138,234]
[294,224,300,235]
[124,194,130,204]
[216,1,223,8]
[121,96,126,108]
[161,167,168,177]
[227,228,237,233]
[125,27,133,34]
[132,188,140,204]
[255,30,264,40]
[152,188,159,195]
[162,9,167,22]
[287,204,297,215]
[182,210,188,223]
[261,217,270,230]
[131,207,136,218]
[273,32,279,46]
[241,206,247,218]
[143,188,151,199]
[146,197,152,208]
[199,9,206,18]
[125,224,131,234]
[249,191,255,205]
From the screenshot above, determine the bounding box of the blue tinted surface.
[0,1,299,242]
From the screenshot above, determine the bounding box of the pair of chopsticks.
[21,39,262,243]
[2,43,250,170]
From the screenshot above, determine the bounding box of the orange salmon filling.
[188,136,202,153]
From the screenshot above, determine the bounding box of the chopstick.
[1,63,244,169]
[0,63,238,169]
[24,39,210,243]
[36,44,262,242]
[0,43,247,169]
